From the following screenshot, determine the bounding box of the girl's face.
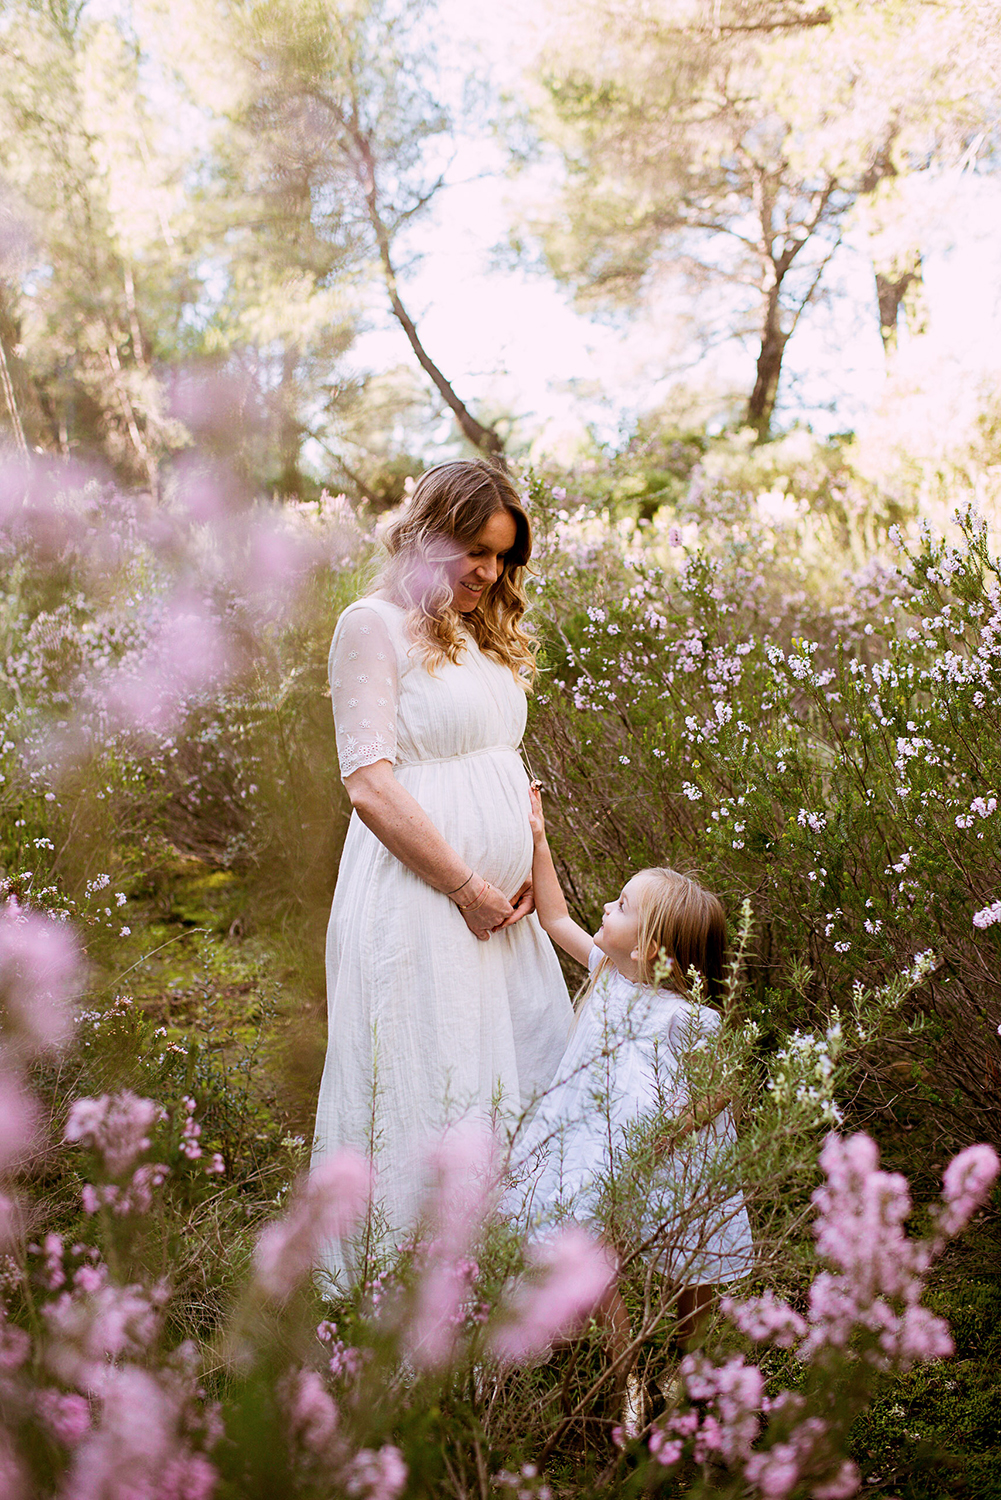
[443,509,517,613]
[594,873,654,978]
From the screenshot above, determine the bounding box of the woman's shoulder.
[340,593,405,623]
[333,595,408,648]
[329,596,419,685]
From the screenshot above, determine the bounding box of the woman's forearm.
[344,760,473,893]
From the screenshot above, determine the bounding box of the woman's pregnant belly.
[394,746,533,897]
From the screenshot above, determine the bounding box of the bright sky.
[349,0,1001,459]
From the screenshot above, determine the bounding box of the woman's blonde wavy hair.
[375,460,537,682]
[579,868,727,1013]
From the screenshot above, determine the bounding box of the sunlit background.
[2,0,999,525]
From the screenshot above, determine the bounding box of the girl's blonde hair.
[375,460,536,681]
[580,867,727,1011]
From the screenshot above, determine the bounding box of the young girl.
[513,786,753,1428]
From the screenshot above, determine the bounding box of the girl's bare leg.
[597,1279,633,1373]
[675,1283,716,1351]
[596,1279,645,1436]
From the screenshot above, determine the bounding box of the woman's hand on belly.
[493,879,535,930]
[459,881,515,941]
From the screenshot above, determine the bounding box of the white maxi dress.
[312,596,573,1276]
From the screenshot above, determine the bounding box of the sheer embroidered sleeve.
[329,605,399,781]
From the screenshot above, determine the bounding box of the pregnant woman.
[312,460,573,1277]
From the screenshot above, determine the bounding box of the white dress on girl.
[312,596,573,1276]
[511,947,753,1285]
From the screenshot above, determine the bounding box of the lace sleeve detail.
[329,605,399,782]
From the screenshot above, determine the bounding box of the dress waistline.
[395,744,522,769]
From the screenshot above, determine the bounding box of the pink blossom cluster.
[489,1225,616,1363]
[405,1125,498,1369]
[343,1443,408,1500]
[0,447,365,762]
[0,896,81,1052]
[282,1369,407,1500]
[65,1092,165,1177]
[936,1143,1000,1239]
[42,1270,167,1391]
[81,1164,169,1217]
[317,1320,365,1381]
[646,1359,859,1498]
[0,1067,38,1178]
[647,1133,1000,1499]
[179,1096,202,1160]
[58,1364,217,1500]
[253,1148,371,1300]
[649,1354,765,1466]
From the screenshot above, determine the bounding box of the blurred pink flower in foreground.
[489,1225,615,1363]
[60,1364,216,1500]
[936,1143,1000,1239]
[65,1092,164,1178]
[96,594,232,738]
[344,1443,408,1500]
[0,897,81,1051]
[35,1389,91,1448]
[43,1277,165,1391]
[254,1148,371,1299]
[286,1367,340,1457]
[656,1133,1001,1498]
[406,1124,498,1369]
[0,1068,38,1174]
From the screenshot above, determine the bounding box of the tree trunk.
[745,289,789,439]
[875,252,925,357]
[276,345,305,498]
[352,134,506,464]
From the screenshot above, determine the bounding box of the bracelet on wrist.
[454,874,484,908]
[445,870,475,897]
[459,879,491,913]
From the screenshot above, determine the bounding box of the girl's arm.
[655,1089,733,1155]
[528,784,594,966]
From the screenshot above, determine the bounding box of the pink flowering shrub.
[638,1132,1000,1498]
[489,1227,617,1363]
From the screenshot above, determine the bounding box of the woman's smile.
[447,509,517,613]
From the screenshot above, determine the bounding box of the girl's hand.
[654,1111,697,1158]
[495,880,535,928]
[528,782,546,844]
[457,880,514,942]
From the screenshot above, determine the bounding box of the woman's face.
[445,508,518,613]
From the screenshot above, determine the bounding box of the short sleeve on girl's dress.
[329,605,400,781]
[588,945,604,973]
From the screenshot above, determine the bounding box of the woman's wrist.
[450,873,489,909]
